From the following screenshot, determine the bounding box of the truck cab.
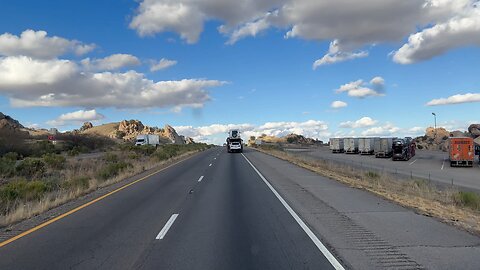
[226,129,243,153]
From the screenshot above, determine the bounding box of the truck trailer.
[135,134,160,146]
[359,137,379,155]
[392,137,415,161]
[329,138,344,153]
[226,129,243,153]
[449,137,474,167]
[344,138,359,154]
[375,138,394,158]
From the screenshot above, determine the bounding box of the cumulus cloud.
[130,0,480,64]
[150,58,177,71]
[426,93,480,106]
[81,54,140,71]
[0,29,95,59]
[47,109,105,126]
[336,76,386,98]
[330,100,348,109]
[361,122,401,136]
[175,120,330,144]
[393,3,480,64]
[340,117,378,128]
[0,56,225,109]
[313,39,368,68]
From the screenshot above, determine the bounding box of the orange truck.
[449,137,474,167]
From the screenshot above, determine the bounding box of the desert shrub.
[365,171,380,179]
[15,158,46,178]
[43,153,66,169]
[0,180,54,203]
[31,141,58,157]
[96,162,131,180]
[0,156,16,177]
[62,176,90,190]
[454,191,480,210]
[104,152,118,163]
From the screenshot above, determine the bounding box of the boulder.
[161,125,184,144]
[468,124,480,137]
[80,122,93,131]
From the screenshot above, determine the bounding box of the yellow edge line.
[0,155,193,248]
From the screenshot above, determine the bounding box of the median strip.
[156,214,179,240]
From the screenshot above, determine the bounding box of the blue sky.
[0,0,479,144]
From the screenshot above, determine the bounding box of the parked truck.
[475,137,480,164]
[344,137,359,154]
[449,137,474,167]
[329,138,344,153]
[359,137,379,155]
[226,129,243,153]
[135,134,160,146]
[392,137,415,161]
[375,137,394,158]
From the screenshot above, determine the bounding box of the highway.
[0,148,339,270]
[285,146,480,192]
[1,147,479,270]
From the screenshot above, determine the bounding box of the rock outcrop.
[0,112,29,137]
[468,124,480,137]
[80,122,93,132]
[161,125,185,144]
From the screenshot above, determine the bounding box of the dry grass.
[255,147,480,235]
[0,148,204,227]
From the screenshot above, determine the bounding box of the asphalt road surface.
[0,148,340,270]
[285,146,480,192]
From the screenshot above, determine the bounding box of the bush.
[365,171,380,179]
[454,191,480,210]
[104,152,118,163]
[0,180,54,203]
[31,141,57,157]
[63,176,90,190]
[15,158,46,178]
[96,162,131,180]
[0,152,18,177]
[43,153,66,169]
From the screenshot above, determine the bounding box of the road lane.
[138,150,337,270]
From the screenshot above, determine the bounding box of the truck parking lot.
[285,146,480,192]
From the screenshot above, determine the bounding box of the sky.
[0,0,479,144]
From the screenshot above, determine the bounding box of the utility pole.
[432,112,437,140]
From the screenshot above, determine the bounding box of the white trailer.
[359,137,379,155]
[135,134,160,146]
[375,137,394,158]
[344,138,359,154]
[329,138,344,153]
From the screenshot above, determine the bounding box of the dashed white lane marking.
[156,214,179,240]
[241,153,345,270]
[198,176,204,182]
[214,157,217,160]
[441,158,445,170]
[209,163,212,167]
[409,159,418,165]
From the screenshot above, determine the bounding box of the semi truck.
[375,137,394,158]
[135,134,160,146]
[359,137,379,155]
[226,129,243,153]
[449,137,474,167]
[475,137,480,164]
[329,138,344,153]
[344,138,359,154]
[392,137,415,161]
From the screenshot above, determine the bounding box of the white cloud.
[330,100,348,109]
[361,122,401,136]
[150,58,177,71]
[0,56,225,109]
[313,40,368,68]
[393,4,480,64]
[129,0,480,65]
[426,93,480,106]
[175,120,330,144]
[336,76,385,98]
[0,29,95,59]
[340,117,378,128]
[47,109,105,126]
[81,54,140,71]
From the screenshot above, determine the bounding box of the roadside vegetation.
[255,145,480,235]
[0,137,211,227]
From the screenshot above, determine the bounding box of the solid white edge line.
[409,159,417,165]
[156,214,179,240]
[241,153,345,270]
[198,175,204,182]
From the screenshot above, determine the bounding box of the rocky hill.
[0,112,30,137]
[415,124,480,151]
[79,120,191,144]
[253,133,323,146]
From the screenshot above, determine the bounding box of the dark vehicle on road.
[392,137,415,161]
